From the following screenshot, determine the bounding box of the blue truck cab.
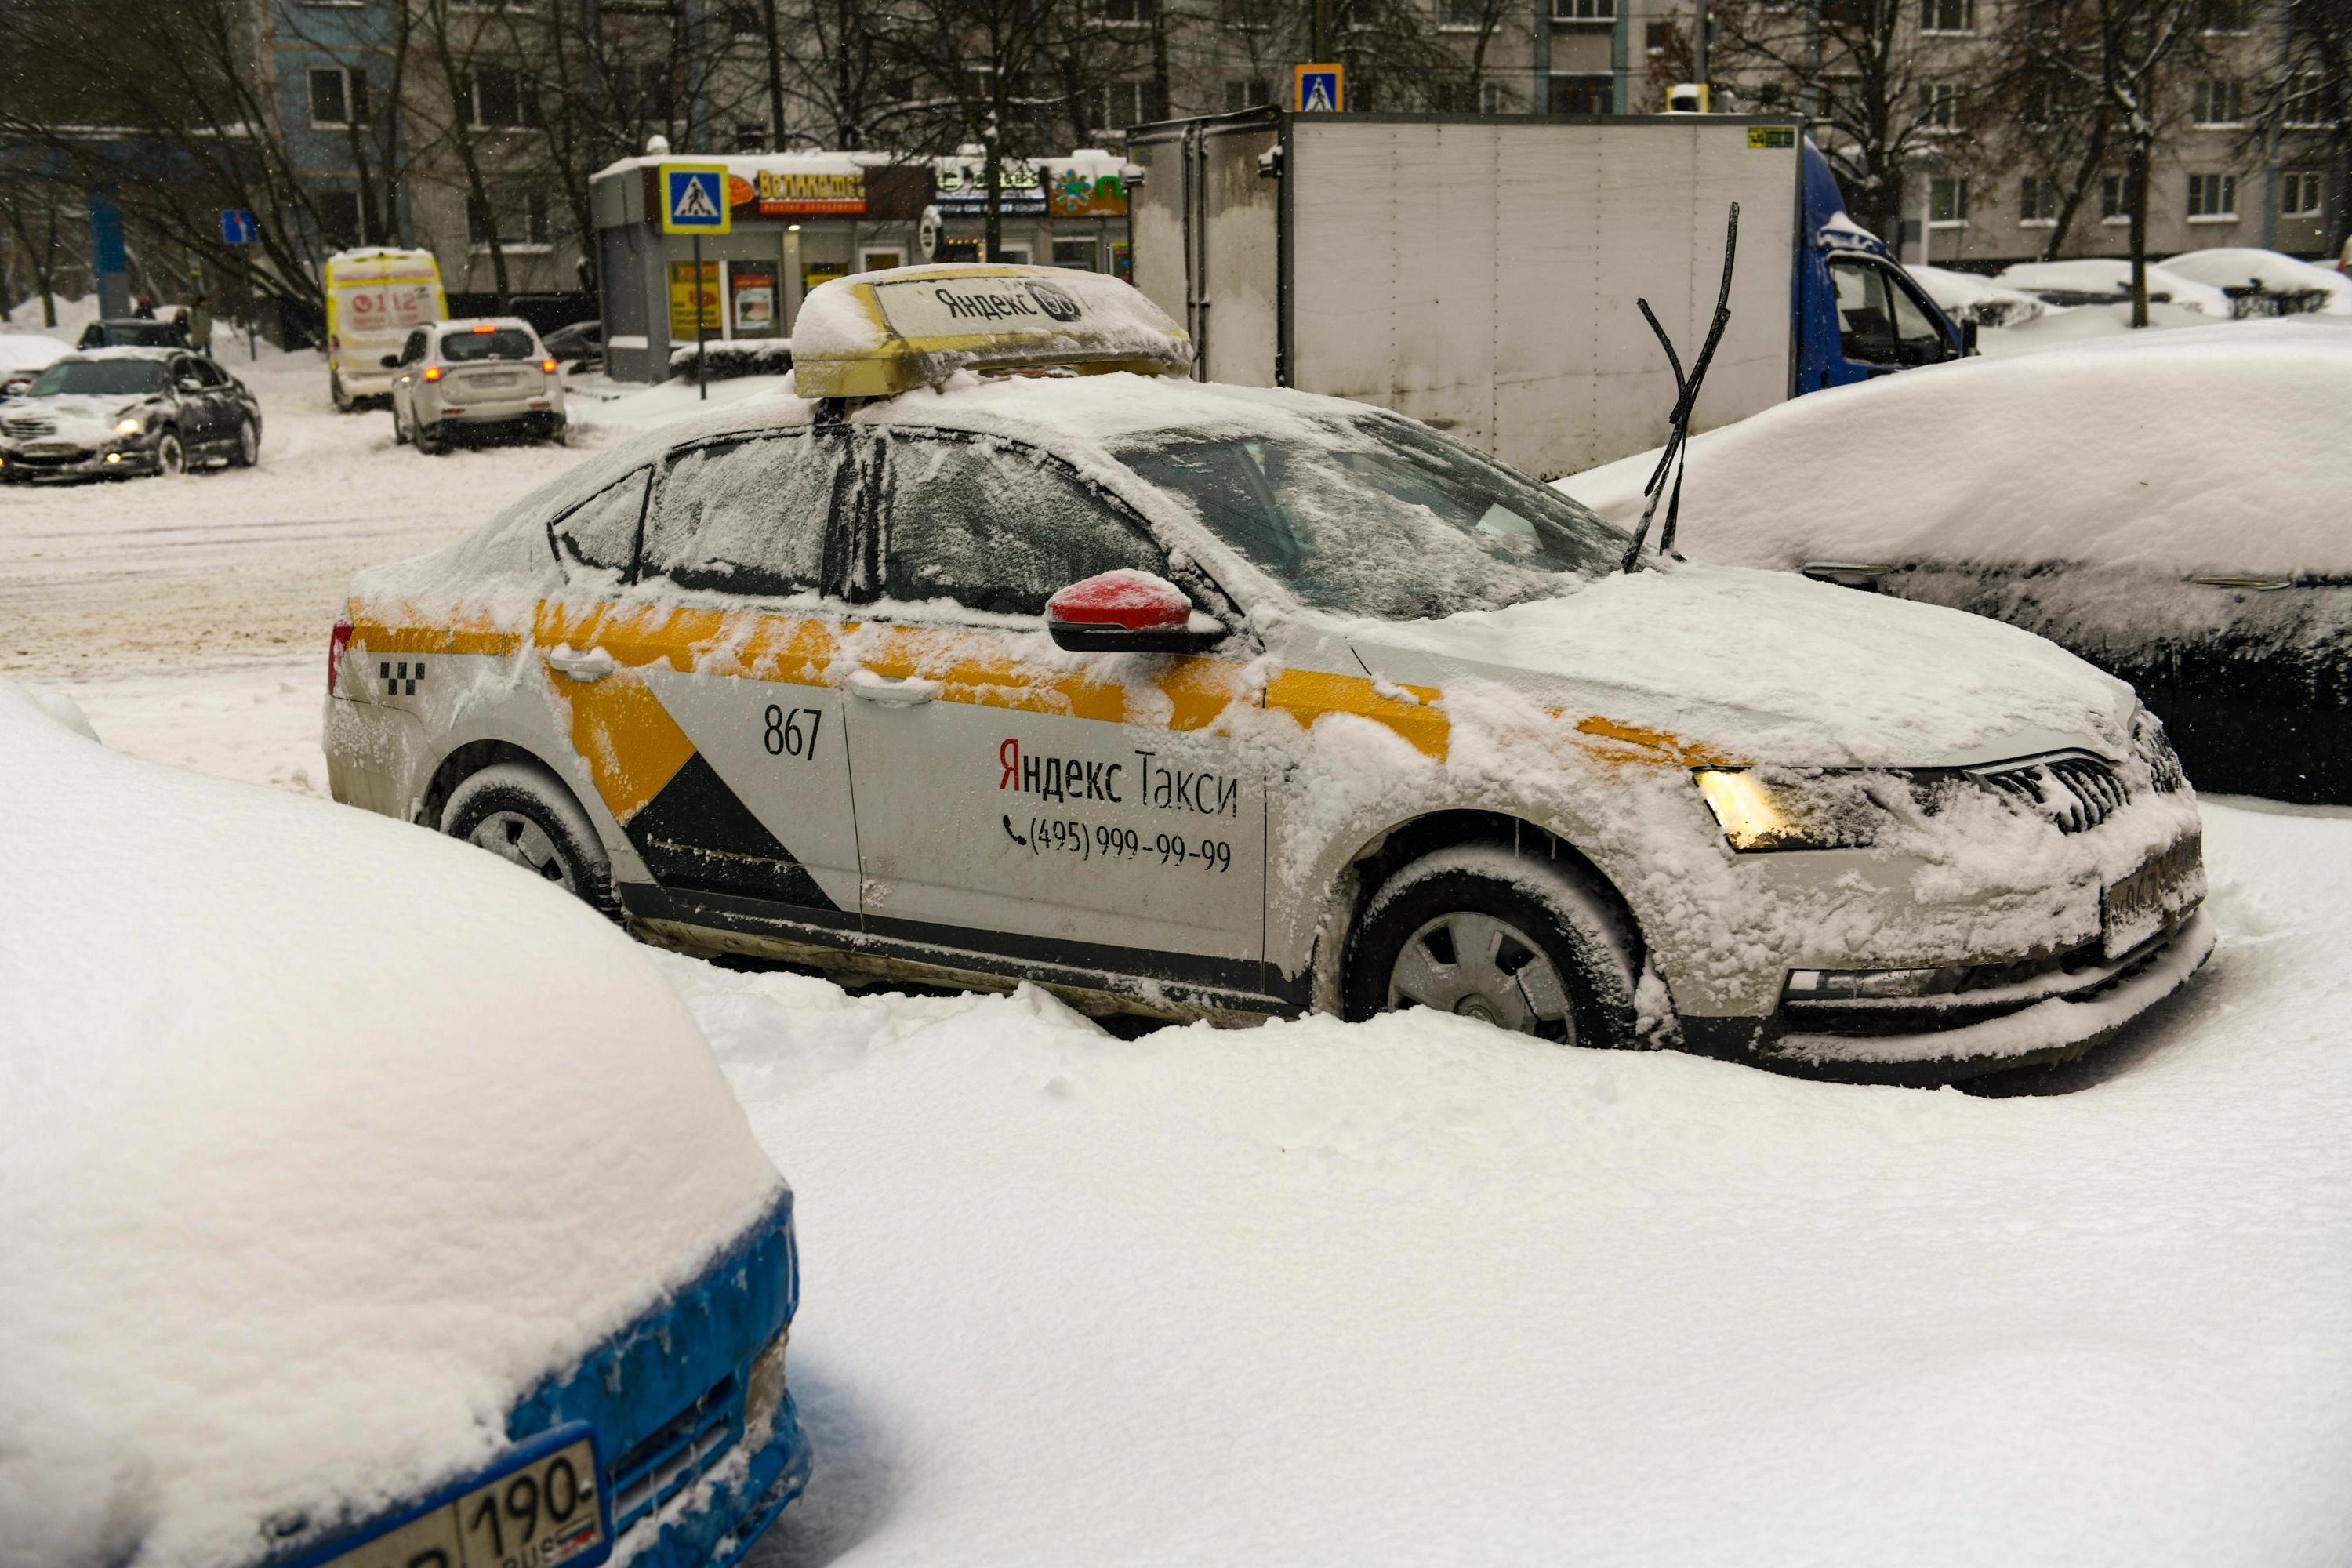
[1794,140,1974,394]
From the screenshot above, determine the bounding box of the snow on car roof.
[0,681,783,1566]
[2160,247,2352,312]
[1554,320,2352,580]
[1994,258,2233,317]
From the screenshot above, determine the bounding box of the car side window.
[1887,277,1950,365]
[1829,259,1896,365]
[401,330,426,365]
[551,467,652,576]
[644,432,843,597]
[875,432,1166,617]
[193,360,230,388]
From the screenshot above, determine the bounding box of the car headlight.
[115,416,143,435]
[1693,768,1887,851]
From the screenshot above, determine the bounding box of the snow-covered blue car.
[0,680,809,1568]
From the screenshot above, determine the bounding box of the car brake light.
[328,619,354,696]
[541,358,557,373]
[472,323,496,333]
[423,365,443,382]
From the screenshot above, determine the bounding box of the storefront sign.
[668,259,721,337]
[729,169,869,216]
[934,163,1047,215]
[1049,170,1131,217]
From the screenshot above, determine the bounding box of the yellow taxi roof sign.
[792,264,1192,398]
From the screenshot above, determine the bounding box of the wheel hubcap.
[1387,911,1574,1041]
[158,439,181,474]
[468,811,574,890]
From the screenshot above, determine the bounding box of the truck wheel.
[1344,843,1640,1047]
[441,760,618,917]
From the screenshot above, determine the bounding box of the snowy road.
[7,325,2350,1565]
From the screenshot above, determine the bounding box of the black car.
[0,349,262,481]
[77,318,191,350]
[540,318,603,366]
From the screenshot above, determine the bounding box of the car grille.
[4,414,57,438]
[1970,753,2129,834]
[608,1370,742,1534]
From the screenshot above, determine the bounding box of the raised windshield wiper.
[1621,202,1740,574]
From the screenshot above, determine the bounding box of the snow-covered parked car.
[0,679,810,1566]
[2159,247,2352,316]
[0,347,260,481]
[1993,258,2234,316]
[1905,263,2048,328]
[1557,320,2352,804]
[323,263,2209,1080]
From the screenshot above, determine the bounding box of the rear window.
[30,360,171,397]
[439,328,537,363]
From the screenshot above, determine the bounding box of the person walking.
[187,294,214,354]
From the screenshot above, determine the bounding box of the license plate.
[26,442,80,458]
[2103,833,2204,959]
[470,373,519,387]
[311,1428,609,1568]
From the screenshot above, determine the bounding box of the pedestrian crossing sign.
[1294,64,1344,114]
[661,163,732,234]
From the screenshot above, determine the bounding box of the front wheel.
[230,416,259,467]
[151,431,186,477]
[441,760,617,917]
[1344,844,1641,1047]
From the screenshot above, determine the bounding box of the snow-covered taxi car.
[1,680,808,1566]
[325,263,2209,1079]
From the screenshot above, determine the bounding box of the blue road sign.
[1294,64,1344,114]
[220,209,258,245]
[660,165,732,234]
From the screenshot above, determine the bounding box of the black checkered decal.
[379,659,426,696]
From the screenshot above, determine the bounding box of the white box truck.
[1128,111,1965,479]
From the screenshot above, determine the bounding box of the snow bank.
[1907,263,2047,327]
[1553,322,2352,580]
[1976,299,2220,355]
[702,799,2352,1567]
[1994,259,2233,317]
[2161,247,2352,314]
[0,681,783,1567]
[0,332,64,376]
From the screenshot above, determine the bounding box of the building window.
[725,4,761,37]
[1483,79,1505,113]
[1919,0,1973,32]
[1548,74,1613,113]
[449,0,530,11]
[1091,79,1167,129]
[1929,176,1969,225]
[2099,172,2138,221]
[317,190,364,249]
[308,66,368,129]
[1218,0,1270,29]
[2186,172,2237,220]
[1552,0,1613,20]
[1052,237,1099,270]
[2190,78,2243,125]
[2019,174,2060,224]
[1223,78,1271,111]
[1439,0,1489,28]
[2284,73,2336,129]
[1102,0,1154,22]
[1920,80,1960,129]
[619,64,674,124]
[2281,170,2325,217]
[463,67,535,129]
[2023,78,2058,126]
[467,187,550,249]
[2199,0,2245,30]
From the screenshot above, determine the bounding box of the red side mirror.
[1046,570,1220,653]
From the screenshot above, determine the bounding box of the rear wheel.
[441,760,617,917]
[330,372,354,412]
[413,418,443,456]
[1344,844,1641,1047]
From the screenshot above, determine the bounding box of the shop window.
[1052,238,1098,270]
[1548,74,1612,114]
[729,262,780,338]
[309,67,368,129]
[2186,172,2237,220]
[2281,170,2325,218]
[937,238,982,263]
[860,249,906,272]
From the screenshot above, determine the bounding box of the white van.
[323,247,446,411]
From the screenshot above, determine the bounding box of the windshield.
[1113,415,1628,620]
[440,328,537,363]
[30,360,170,397]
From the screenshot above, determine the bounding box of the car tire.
[414,419,442,456]
[1344,843,1641,1047]
[441,760,619,918]
[229,416,259,467]
[153,431,186,477]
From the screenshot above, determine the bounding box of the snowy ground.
[8,307,2352,1564]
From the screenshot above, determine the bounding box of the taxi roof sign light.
[791,263,1192,399]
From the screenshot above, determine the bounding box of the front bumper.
[1681,908,2214,1082]
[0,438,162,481]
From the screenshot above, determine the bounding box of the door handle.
[547,644,617,681]
[1800,561,1896,590]
[847,668,941,707]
